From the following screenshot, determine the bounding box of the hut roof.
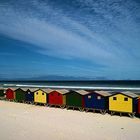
[28,88,39,92]
[7,87,18,91]
[110,91,138,98]
[44,89,69,94]
[34,88,47,93]
[21,88,29,91]
[56,89,69,94]
[43,88,54,93]
[94,90,111,97]
[15,88,26,92]
[75,90,89,95]
[122,91,138,98]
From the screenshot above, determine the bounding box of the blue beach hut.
[84,91,111,114]
[25,88,37,103]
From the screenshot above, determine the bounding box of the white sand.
[0,100,140,140]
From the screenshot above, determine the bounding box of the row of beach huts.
[0,87,140,118]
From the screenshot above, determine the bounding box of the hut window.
[124,97,128,101]
[58,93,60,96]
[88,95,91,99]
[113,97,117,100]
[42,93,44,95]
[36,92,38,95]
[28,92,30,94]
[97,96,101,100]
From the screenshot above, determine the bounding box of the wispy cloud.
[0,0,140,72]
[0,52,16,56]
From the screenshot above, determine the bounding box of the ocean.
[1,80,140,94]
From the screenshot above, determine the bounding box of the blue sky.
[0,0,140,80]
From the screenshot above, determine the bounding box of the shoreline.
[2,84,140,93]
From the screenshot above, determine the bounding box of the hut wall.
[138,98,140,114]
[84,93,106,110]
[6,89,15,100]
[0,90,4,97]
[66,92,83,107]
[49,91,63,105]
[132,98,138,113]
[34,90,47,104]
[63,95,66,105]
[109,94,132,113]
[25,90,34,102]
[15,89,26,101]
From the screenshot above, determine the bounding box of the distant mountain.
[0,75,108,81]
[20,75,93,81]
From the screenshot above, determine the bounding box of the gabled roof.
[15,88,26,92]
[109,91,138,98]
[28,88,39,92]
[122,91,138,98]
[56,89,69,94]
[94,90,111,97]
[10,87,19,91]
[4,87,18,91]
[6,87,18,91]
[34,88,47,93]
[45,89,69,94]
[75,90,89,95]
[43,88,54,93]
[21,88,29,91]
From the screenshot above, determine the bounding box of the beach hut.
[34,89,47,105]
[15,88,26,103]
[0,89,5,99]
[48,89,69,108]
[5,88,16,101]
[138,97,140,115]
[25,88,37,104]
[84,90,111,114]
[109,91,138,117]
[66,90,88,111]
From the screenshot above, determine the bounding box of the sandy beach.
[0,100,140,140]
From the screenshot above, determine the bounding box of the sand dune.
[0,100,140,140]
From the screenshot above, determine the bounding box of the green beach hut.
[0,88,5,99]
[15,88,26,102]
[66,90,88,111]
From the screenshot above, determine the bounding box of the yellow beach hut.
[34,89,47,105]
[109,91,138,117]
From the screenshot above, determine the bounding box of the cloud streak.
[0,0,140,79]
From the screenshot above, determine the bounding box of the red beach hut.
[6,88,16,101]
[48,89,68,108]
